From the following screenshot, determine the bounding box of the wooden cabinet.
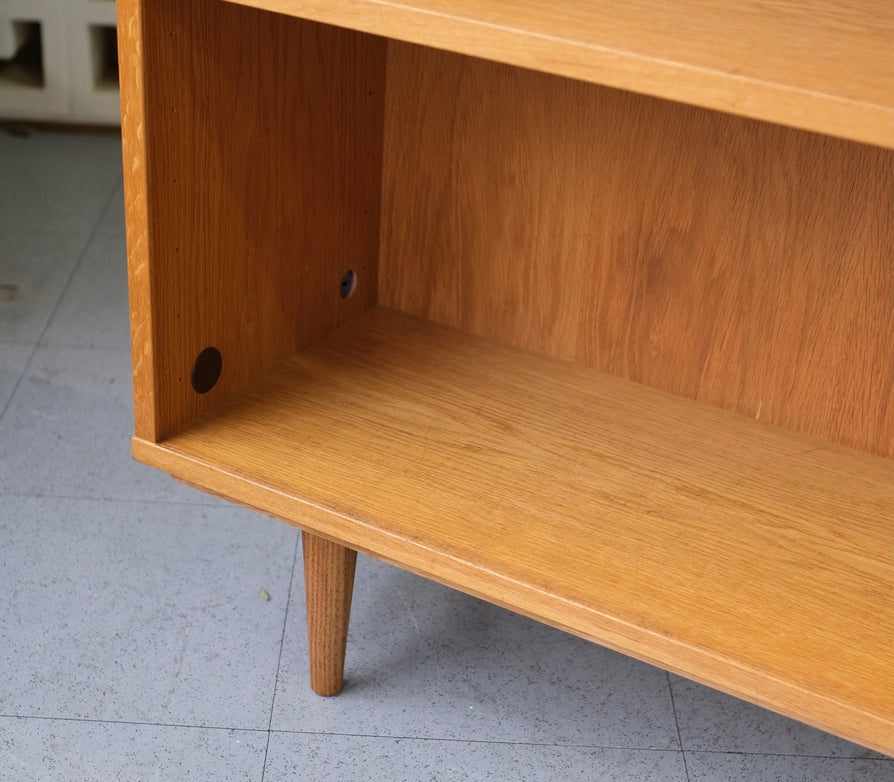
[116,0,893,754]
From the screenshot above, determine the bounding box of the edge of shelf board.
[218,0,894,148]
[133,308,894,754]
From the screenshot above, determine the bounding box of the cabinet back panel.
[123,0,385,441]
[379,42,894,457]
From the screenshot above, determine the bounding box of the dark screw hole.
[340,270,357,299]
[191,347,222,394]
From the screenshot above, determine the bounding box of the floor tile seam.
[260,535,302,782]
[664,674,888,766]
[0,226,96,239]
[265,728,684,754]
[33,338,131,350]
[0,713,267,734]
[682,748,892,761]
[0,714,885,762]
[35,174,124,351]
[31,341,133,355]
[666,671,691,781]
[0,490,231,508]
[0,344,39,424]
[267,728,890,761]
[89,173,126,240]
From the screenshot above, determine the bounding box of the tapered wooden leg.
[302,531,357,696]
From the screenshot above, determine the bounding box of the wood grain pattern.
[380,43,894,457]
[217,0,894,147]
[118,0,156,440]
[132,308,894,754]
[125,0,386,441]
[118,0,893,755]
[303,532,358,696]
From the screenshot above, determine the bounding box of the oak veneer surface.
[220,0,894,147]
[303,533,358,696]
[133,308,894,754]
[380,43,894,458]
[119,0,386,441]
[118,0,894,756]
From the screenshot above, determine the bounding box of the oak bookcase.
[116,0,893,754]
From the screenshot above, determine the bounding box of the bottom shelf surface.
[133,307,893,754]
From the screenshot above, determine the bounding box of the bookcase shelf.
[117,0,894,755]
[134,308,892,750]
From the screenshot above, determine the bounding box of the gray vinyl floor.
[0,129,890,781]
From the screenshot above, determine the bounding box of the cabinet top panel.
[219,0,893,147]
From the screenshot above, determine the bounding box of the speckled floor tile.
[41,232,129,348]
[685,750,894,782]
[272,554,679,750]
[0,496,297,728]
[0,131,122,233]
[0,717,266,782]
[0,343,32,412]
[263,732,687,782]
[0,230,88,343]
[0,344,217,503]
[670,675,883,758]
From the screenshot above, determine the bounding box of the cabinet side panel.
[118,0,157,440]
[133,0,385,441]
[380,43,894,457]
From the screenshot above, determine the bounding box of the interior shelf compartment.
[222,0,894,147]
[119,0,893,756]
[133,306,894,752]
